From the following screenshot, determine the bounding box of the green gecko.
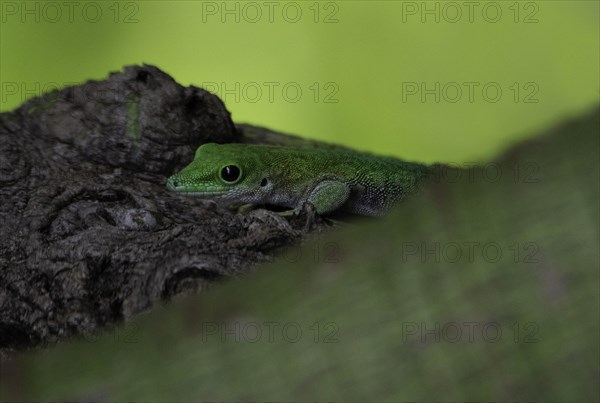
[167,143,431,216]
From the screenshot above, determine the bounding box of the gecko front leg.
[304,180,351,215]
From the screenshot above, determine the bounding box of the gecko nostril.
[260,178,268,187]
[172,179,179,188]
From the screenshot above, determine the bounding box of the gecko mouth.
[167,178,229,195]
[176,190,229,197]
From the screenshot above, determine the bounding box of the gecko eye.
[220,165,241,183]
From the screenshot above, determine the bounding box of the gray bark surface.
[0,105,597,401]
[0,65,329,355]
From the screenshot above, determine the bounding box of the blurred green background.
[1,3,599,400]
[1,0,598,163]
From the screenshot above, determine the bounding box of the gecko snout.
[167,177,179,190]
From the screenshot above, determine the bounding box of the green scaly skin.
[167,143,431,216]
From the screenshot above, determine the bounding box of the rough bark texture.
[0,65,331,356]
[0,105,597,402]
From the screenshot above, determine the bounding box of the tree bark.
[0,65,332,355]
[1,102,597,401]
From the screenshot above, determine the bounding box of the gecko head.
[167,143,270,201]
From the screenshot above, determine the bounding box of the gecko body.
[167,143,430,216]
